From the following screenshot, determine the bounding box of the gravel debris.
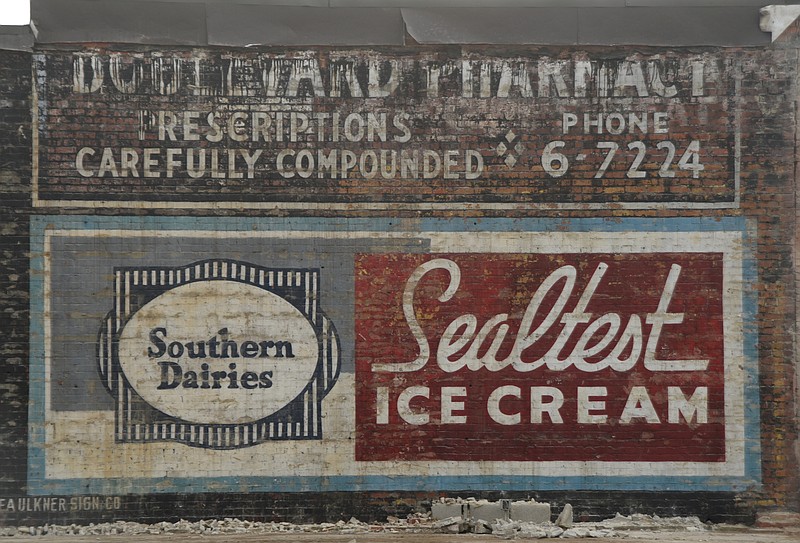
[0,513,718,538]
[598,513,708,531]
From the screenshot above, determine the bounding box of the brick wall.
[0,50,30,498]
[0,41,797,524]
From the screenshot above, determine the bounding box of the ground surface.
[3,528,799,542]
[5,513,800,542]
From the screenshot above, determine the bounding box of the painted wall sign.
[356,253,723,462]
[28,216,759,495]
[33,50,739,210]
[98,260,340,448]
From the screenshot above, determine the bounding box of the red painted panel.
[355,253,725,462]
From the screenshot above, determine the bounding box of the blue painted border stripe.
[28,215,759,495]
[30,475,760,496]
[28,219,47,490]
[31,215,746,233]
[742,219,761,485]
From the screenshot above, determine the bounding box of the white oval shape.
[117,280,319,425]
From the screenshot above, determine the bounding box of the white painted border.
[41,227,746,480]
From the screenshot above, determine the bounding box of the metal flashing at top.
[332,0,627,5]
[162,0,329,4]
[0,0,794,48]
[403,8,579,45]
[627,1,787,5]
[32,0,208,45]
[577,7,772,46]
[206,5,404,45]
[403,6,771,46]
[0,25,35,52]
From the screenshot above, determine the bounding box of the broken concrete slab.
[430,515,461,529]
[431,515,472,533]
[509,499,551,523]
[488,519,518,538]
[431,497,550,524]
[431,516,470,534]
[470,500,507,523]
[430,502,466,520]
[556,503,573,528]
[472,519,493,534]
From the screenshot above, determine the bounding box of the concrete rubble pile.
[428,498,721,538]
[0,517,394,537]
[0,507,725,538]
[430,497,619,538]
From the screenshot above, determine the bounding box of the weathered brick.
[0,39,796,525]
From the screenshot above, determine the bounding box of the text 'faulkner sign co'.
[34,50,738,209]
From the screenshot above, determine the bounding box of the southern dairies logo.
[98,260,340,449]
